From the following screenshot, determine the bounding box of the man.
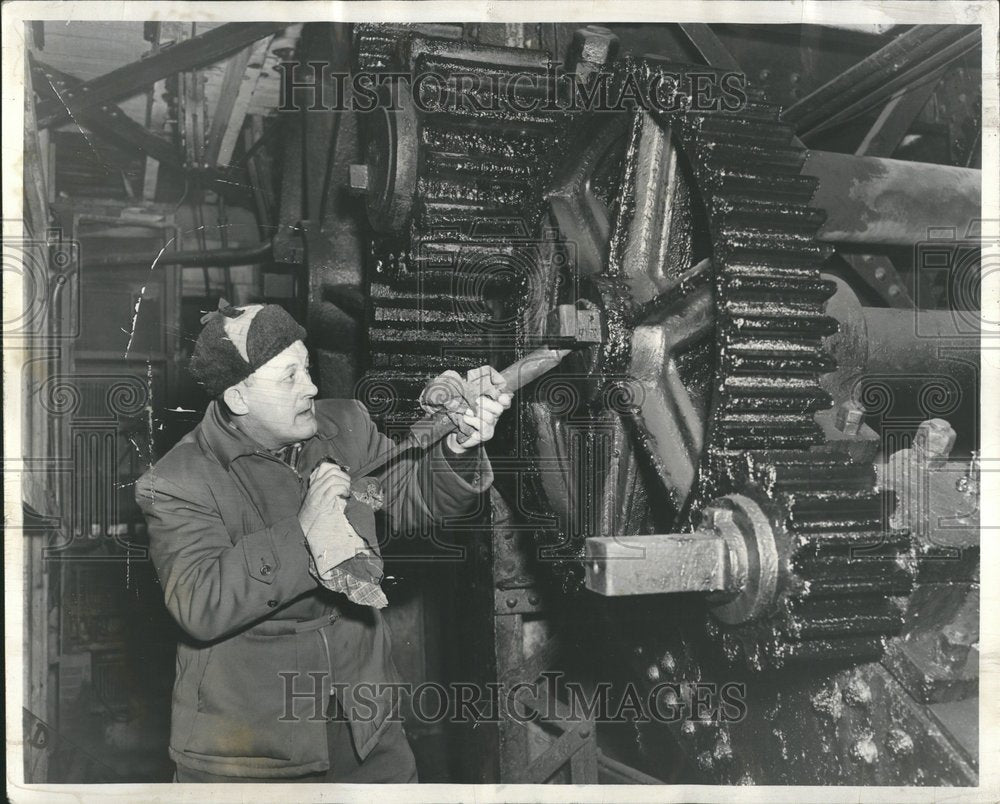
[135,301,510,782]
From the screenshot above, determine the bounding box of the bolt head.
[886,728,915,757]
[843,677,872,707]
[938,623,973,667]
[850,737,879,765]
[658,651,677,675]
[835,401,865,435]
[573,25,619,66]
[348,163,370,193]
[713,736,734,764]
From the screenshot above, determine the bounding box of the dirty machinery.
[346,24,980,786]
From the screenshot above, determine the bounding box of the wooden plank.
[32,59,182,168]
[210,37,273,167]
[142,158,160,202]
[205,47,254,165]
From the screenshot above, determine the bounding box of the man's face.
[235,340,318,448]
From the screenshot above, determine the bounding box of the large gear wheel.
[352,29,914,671]
[525,58,914,670]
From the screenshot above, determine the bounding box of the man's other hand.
[300,462,352,533]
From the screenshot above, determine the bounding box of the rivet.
[886,728,914,757]
[850,737,878,765]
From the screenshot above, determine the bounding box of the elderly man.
[136,301,510,783]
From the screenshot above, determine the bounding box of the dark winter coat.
[135,398,491,777]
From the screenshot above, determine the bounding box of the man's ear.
[222,384,250,416]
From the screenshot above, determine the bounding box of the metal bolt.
[528,594,540,606]
[874,266,887,281]
[850,737,879,765]
[505,597,517,609]
[843,676,872,707]
[835,400,865,436]
[578,727,591,739]
[914,419,956,461]
[573,25,619,67]
[886,728,914,758]
[348,163,369,193]
[938,623,973,668]
[713,735,734,764]
[704,506,733,531]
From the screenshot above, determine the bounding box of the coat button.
[260,562,273,576]
[267,599,278,608]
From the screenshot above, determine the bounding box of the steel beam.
[854,79,940,157]
[781,25,972,135]
[677,23,741,71]
[803,151,980,246]
[36,22,287,128]
[31,58,183,168]
[802,29,979,142]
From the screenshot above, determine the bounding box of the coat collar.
[198,400,340,470]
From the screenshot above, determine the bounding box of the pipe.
[92,240,274,268]
[804,151,981,246]
[822,275,978,405]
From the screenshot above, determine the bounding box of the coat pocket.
[183,630,327,762]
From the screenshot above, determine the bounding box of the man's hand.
[446,392,513,453]
[299,462,352,534]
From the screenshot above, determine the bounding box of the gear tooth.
[686,90,910,669]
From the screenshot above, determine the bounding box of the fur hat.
[189,299,307,397]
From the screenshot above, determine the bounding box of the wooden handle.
[352,348,573,478]
[500,348,573,393]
